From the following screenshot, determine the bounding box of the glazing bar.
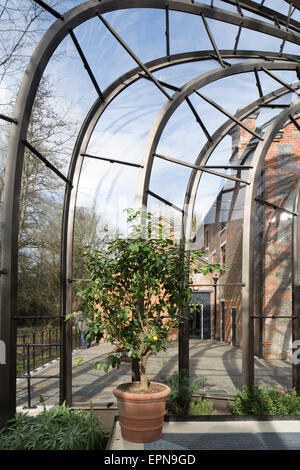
[233,24,242,54]
[33,0,64,20]
[286,1,293,31]
[251,316,296,319]
[236,1,244,17]
[154,152,250,184]
[194,89,264,141]
[261,104,290,108]
[289,114,300,132]
[261,67,300,96]
[254,68,264,100]
[97,13,172,101]
[192,282,246,286]
[165,5,170,58]
[146,189,183,213]
[279,38,286,55]
[0,114,17,124]
[81,153,143,168]
[138,72,181,92]
[201,14,225,68]
[185,97,212,141]
[23,140,72,186]
[204,165,253,169]
[69,30,104,100]
[255,196,298,216]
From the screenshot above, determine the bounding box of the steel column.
[242,102,300,388]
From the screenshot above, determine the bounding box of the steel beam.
[261,67,300,96]
[254,68,264,100]
[138,72,181,92]
[154,152,250,184]
[185,97,212,141]
[0,114,17,125]
[233,24,242,54]
[289,114,300,131]
[146,189,184,213]
[33,0,64,20]
[165,5,170,59]
[97,13,172,101]
[81,153,143,168]
[23,140,72,186]
[69,29,104,100]
[293,179,300,394]
[201,13,225,68]
[193,90,264,141]
[255,196,299,216]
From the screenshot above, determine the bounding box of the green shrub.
[0,402,107,450]
[230,385,300,416]
[164,370,208,416]
[188,398,214,416]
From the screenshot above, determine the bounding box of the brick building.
[192,111,300,360]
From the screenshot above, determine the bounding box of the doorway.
[190,291,211,339]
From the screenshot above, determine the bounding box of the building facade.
[192,112,300,360]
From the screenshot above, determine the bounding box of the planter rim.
[113,382,171,401]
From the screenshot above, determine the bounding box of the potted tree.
[69,210,220,443]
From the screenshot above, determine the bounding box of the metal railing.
[16,327,81,408]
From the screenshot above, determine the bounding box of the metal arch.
[293,178,300,393]
[0,0,300,423]
[62,52,300,402]
[136,60,299,212]
[135,62,299,377]
[241,100,300,389]
[220,0,300,33]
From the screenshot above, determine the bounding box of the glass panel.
[0,119,10,254]
[16,167,65,407]
[253,112,300,390]
[190,117,255,392]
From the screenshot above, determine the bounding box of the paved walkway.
[16,339,293,409]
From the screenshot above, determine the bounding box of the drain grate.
[145,432,300,450]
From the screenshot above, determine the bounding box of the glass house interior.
[0,0,300,426]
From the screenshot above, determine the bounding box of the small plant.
[230,385,300,416]
[0,402,107,450]
[188,397,214,416]
[165,370,208,415]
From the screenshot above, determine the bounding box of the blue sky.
[1,1,300,235]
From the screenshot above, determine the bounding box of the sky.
[1,0,300,237]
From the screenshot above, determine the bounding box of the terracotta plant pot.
[113,382,171,443]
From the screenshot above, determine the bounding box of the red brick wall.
[192,114,300,360]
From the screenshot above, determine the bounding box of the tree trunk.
[139,347,152,391]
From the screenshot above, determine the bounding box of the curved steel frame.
[1,0,300,423]
[242,100,300,387]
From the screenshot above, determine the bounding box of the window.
[204,226,209,248]
[221,243,226,266]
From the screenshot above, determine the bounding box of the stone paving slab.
[16,339,293,408]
